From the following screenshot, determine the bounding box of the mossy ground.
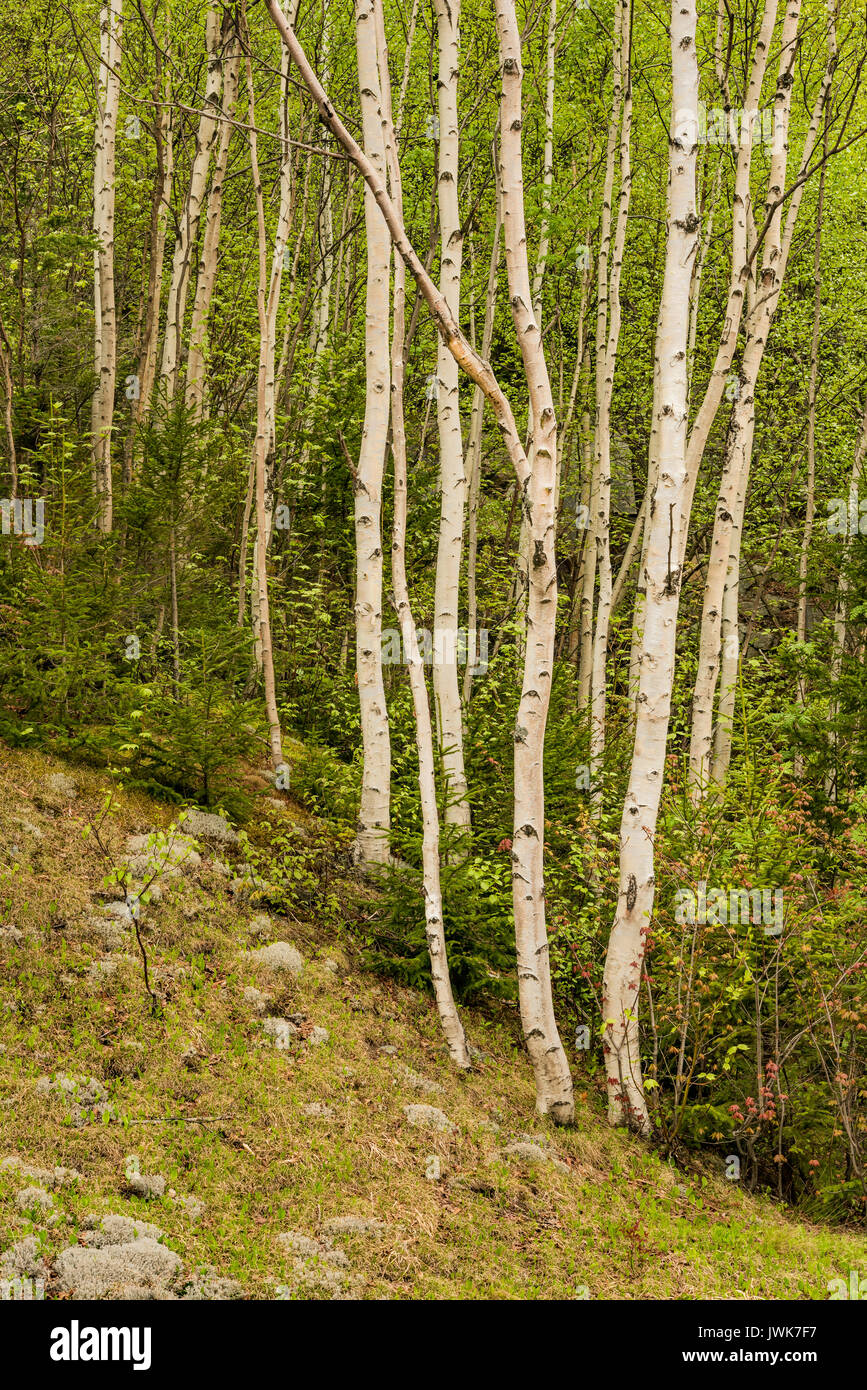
[0,746,864,1300]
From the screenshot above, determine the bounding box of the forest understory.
[1,0,867,1318]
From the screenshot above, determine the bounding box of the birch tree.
[91,0,122,532]
[600,0,699,1133]
[494,0,574,1121]
[464,201,502,707]
[375,0,470,1064]
[124,65,173,485]
[588,0,631,808]
[263,0,574,1120]
[158,5,225,404]
[828,399,867,796]
[688,0,804,795]
[432,0,471,835]
[352,0,392,866]
[186,30,242,422]
[711,8,839,784]
[689,0,839,794]
[628,0,780,701]
[250,0,301,673]
[244,39,286,778]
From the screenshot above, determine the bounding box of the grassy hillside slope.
[0,746,863,1300]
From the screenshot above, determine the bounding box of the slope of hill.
[0,745,863,1301]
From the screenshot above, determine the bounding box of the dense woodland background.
[1,0,866,1229]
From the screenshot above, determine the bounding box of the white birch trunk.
[709,3,837,788]
[601,0,699,1132]
[352,0,392,865]
[186,32,241,422]
[626,0,778,669]
[495,0,574,1122]
[159,4,224,404]
[577,408,596,710]
[432,0,471,834]
[245,50,286,775]
[263,0,572,1117]
[463,209,502,707]
[375,0,470,1065]
[589,0,631,810]
[91,0,122,532]
[250,0,301,667]
[531,0,556,323]
[688,0,802,796]
[125,78,173,485]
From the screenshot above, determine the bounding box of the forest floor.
[0,744,864,1301]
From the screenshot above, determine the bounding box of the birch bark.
[495,0,574,1121]
[245,46,286,775]
[264,0,572,1119]
[601,0,699,1132]
[91,0,122,532]
[125,74,173,486]
[463,205,501,708]
[589,0,631,809]
[688,0,802,795]
[432,0,471,834]
[375,0,470,1064]
[626,0,778,679]
[250,0,300,669]
[186,32,241,422]
[159,5,225,404]
[676,0,778,568]
[708,3,838,788]
[352,0,392,865]
[531,0,557,322]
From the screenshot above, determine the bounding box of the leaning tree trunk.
[463,201,502,707]
[601,0,699,1134]
[250,0,300,672]
[91,0,122,533]
[186,30,241,422]
[159,4,225,404]
[709,3,837,789]
[625,0,779,680]
[124,64,173,487]
[263,0,573,1121]
[688,0,803,797]
[432,0,471,835]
